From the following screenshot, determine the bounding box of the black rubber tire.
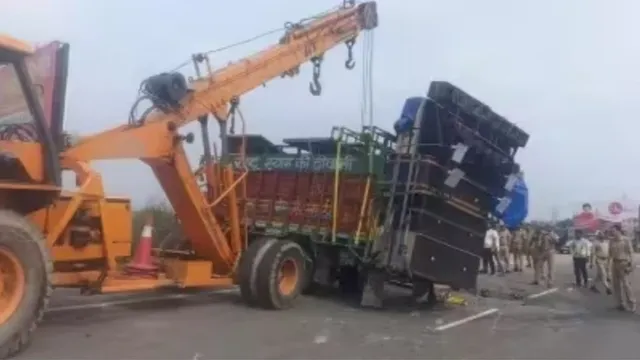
[0,210,52,359]
[255,240,306,310]
[236,238,278,306]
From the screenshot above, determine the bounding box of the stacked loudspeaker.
[383,81,529,290]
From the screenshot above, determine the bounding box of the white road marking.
[46,288,236,313]
[313,334,329,344]
[526,287,558,300]
[433,308,499,331]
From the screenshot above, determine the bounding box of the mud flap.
[360,269,386,308]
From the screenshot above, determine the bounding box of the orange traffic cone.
[126,215,158,277]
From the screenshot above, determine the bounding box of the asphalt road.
[16,254,640,359]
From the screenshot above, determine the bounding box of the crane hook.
[345,58,356,70]
[309,78,322,96]
[345,38,356,70]
[309,56,323,96]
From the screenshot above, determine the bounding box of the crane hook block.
[143,72,189,111]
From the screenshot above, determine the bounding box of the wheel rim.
[0,247,25,326]
[278,258,299,296]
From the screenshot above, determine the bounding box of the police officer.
[522,225,533,268]
[498,223,511,274]
[529,228,543,284]
[511,226,525,272]
[530,229,555,288]
[590,231,611,295]
[608,224,636,312]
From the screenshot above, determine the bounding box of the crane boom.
[62,2,378,162]
[61,2,378,274]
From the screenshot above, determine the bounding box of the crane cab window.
[0,61,39,142]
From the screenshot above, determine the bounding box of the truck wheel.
[236,238,278,306]
[0,210,52,359]
[255,240,306,310]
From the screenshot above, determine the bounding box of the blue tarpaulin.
[495,175,529,229]
[394,97,425,134]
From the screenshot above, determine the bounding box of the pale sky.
[3,0,640,220]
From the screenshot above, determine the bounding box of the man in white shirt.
[482,223,499,275]
[566,230,592,288]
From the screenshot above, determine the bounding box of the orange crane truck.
[0,1,378,357]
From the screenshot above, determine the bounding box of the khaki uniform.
[609,235,636,311]
[498,229,512,273]
[530,231,555,287]
[511,228,526,271]
[590,239,611,293]
[521,227,532,268]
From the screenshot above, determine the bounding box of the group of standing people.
[481,223,551,283]
[480,222,636,312]
[566,225,636,312]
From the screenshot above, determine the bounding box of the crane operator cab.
[0,35,69,213]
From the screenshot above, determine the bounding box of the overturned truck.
[224,81,529,308]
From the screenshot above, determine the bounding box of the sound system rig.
[376,81,530,292]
